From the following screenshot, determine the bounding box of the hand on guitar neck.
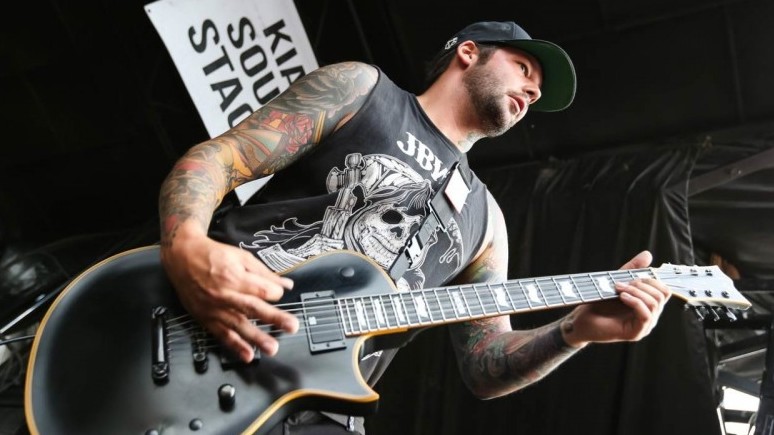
[160,221,299,362]
[560,250,671,348]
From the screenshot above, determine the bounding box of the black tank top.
[210,67,488,292]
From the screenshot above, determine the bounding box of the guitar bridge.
[301,291,346,353]
[151,306,169,385]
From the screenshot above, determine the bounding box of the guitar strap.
[388,161,470,282]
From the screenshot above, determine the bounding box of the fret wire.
[407,292,419,325]
[587,273,605,299]
[412,291,426,324]
[517,281,533,309]
[376,295,389,329]
[598,272,617,299]
[365,296,375,330]
[354,297,367,332]
[445,288,461,320]
[398,293,414,326]
[362,297,374,332]
[611,270,630,283]
[389,293,403,326]
[568,275,587,302]
[355,297,367,332]
[486,283,504,314]
[411,291,432,325]
[423,289,442,323]
[409,292,426,325]
[390,295,405,327]
[372,296,382,329]
[368,296,382,330]
[424,290,437,323]
[549,277,568,305]
[512,281,531,308]
[610,271,622,288]
[433,289,447,321]
[502,282,518,312]
[471,284,488,316]
[393,293,404,326]
[483,284,500,315]
[572,280,605,302]
[380,295,393,329]
[482,283,500,315]
[533,279,550,306]
[563,275,582,302]
[337,299,350,335]
[459,285,474,318]
[345,298,359,334]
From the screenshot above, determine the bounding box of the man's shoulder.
[312,62,379,81]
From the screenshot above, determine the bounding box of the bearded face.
[462,59,516,137]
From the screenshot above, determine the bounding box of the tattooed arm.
[448,193,581,398]
[158,62,379,362]
[448,193,670,399]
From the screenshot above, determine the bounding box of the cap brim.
[498,39,576,112]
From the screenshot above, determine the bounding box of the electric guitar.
[24,246,750,435]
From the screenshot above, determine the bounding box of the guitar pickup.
[301,291,347,353]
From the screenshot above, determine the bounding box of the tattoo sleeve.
[158,62,378,246]
[448,195,581,398]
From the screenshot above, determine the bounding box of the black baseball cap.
[442,21,576,112]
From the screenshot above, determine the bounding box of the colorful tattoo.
[158,62,377,246]
[449,195,578,397]
[450,317,579,397]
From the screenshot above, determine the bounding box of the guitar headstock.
[654,264,752,312]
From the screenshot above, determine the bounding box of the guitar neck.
[336,268,654,336]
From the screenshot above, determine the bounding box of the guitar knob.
[218,384,236,410]
[340,266,355,278]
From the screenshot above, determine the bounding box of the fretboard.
[336,268,655,336]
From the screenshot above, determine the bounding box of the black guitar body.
[26,244,750,434]
[25,247,388,435]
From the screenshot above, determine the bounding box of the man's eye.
[519,63,528,75]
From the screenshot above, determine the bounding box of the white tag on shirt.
[444,167,470,213]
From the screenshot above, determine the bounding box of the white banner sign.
[145,0,318,138]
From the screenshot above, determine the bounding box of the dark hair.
[423,43,499,88]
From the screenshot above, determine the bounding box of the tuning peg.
[691,306,707,321]
[724,307,738,322]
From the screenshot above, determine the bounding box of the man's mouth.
[507,93,526,115]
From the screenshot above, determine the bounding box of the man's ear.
[456,41,478,67]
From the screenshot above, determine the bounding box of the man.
[158,21,670,433]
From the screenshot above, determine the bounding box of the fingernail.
[263,340,279,356]
[282,277,294,289]
[283,317,299,333]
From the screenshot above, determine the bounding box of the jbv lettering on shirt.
[188,18,306,127]
[395,132,449,181]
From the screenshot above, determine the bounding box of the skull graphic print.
[239,153,464,291]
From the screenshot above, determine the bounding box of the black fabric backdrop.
[366,143,721,435]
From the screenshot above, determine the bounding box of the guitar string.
[163,273,717,349]
[164,273,715,344]
[165,268,657,332]
[164,275,626,341]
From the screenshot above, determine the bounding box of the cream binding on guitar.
[24,246,751,435]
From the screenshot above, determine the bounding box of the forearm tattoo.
[158,62,377,246]
[452,315,580,397]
